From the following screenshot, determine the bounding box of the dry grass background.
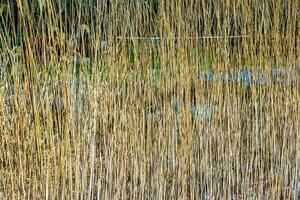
[0,0,299,199]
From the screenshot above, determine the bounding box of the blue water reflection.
[197,66,297,88]
[169,66,298,120]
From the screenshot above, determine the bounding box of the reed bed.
[0,0,299,199]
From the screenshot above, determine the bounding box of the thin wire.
[116,35,250,40]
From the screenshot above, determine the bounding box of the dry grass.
[0,0,299,199]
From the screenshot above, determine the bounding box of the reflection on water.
[152,66,298,121]
[197,66,298,88]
